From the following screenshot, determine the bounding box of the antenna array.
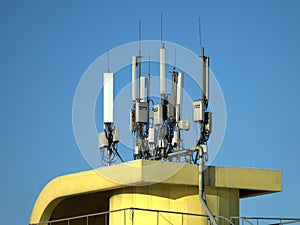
[98,18,212,165]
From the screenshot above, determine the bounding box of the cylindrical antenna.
[159,14,166,97]
[199,18,208,103]
[147,54,151,132]
[176,72,184,122]
[205,56,210,102]
[132,56,137,102]
[201,47,206,101]
[160,44,166,97]
[171,69,178,119]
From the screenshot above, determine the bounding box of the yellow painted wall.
[109,184,239,225]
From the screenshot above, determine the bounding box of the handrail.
[230,217,300,221]
[30,207,210,225]
[30,207,300,225]
[230,216,300,225]
[217,215,235,225]
[130,207,209,217]
[230,217,253,225]
[31,207,127,225]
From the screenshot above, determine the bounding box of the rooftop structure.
[29,160,282,225]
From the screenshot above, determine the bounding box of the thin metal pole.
[198,17,202,49]
[160,13,163,44]
[124,209,126,225]
[199,146,218,225]
[137,20,141,102]
[201,47,206,101]
[131,209,134,225]
[107,50,110,72]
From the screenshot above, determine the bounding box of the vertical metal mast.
[197,18,217,225]
[201,47,206,103]
[132,56,137,102]
[146,54,151,134]
[147,54,150,105]
[199,18,206,105]
[160,14,166,99]
[137,20,142,102]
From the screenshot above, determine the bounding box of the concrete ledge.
[205,166,282,198]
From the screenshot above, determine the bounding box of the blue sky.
[1,0,300,224]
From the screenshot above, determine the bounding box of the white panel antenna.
[140,76,146,102]
[205,56,210,102]
[132,56,136,102]
[176,72,184,122]
[160,46,166,96]
[103,72,114,124]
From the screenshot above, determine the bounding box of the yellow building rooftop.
[29,160,282,225]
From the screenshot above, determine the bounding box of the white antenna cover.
[131,56,136,102]
[177,72,184,105]
[103,72,114,123]
[176,72,184,122]
[205,57,210,102]
[160,46,166,95]
[140,76,146,102]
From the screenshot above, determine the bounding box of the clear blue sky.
[1,0,300,224]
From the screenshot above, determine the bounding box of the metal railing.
[30,207,234,225]
[30,208,300,225]
[230,216,300,225]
